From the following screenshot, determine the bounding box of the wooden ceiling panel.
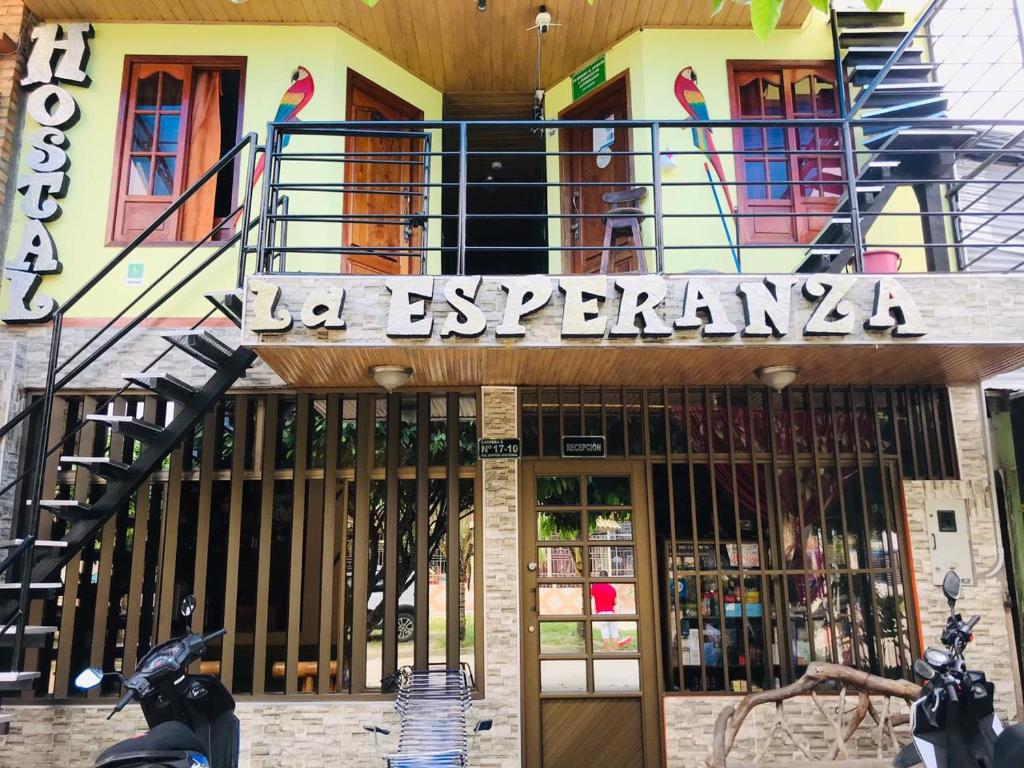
[26,0,807,91]
[255,343,1024,390]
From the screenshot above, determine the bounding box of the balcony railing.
[251,116,1024,276]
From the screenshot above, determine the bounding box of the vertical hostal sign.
[3,22,93,323]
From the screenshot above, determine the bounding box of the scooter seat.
[995,723,1024,766]
[96,721,208,767]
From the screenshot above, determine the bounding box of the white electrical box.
[925,498,974,586]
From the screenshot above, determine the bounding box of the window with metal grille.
[520,385,957,693]
[15,391,480,699]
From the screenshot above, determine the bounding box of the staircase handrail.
[1,132,263,672]
[848,0,950,116]
[0,133,259,446]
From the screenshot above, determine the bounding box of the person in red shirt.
[591,572,634,651]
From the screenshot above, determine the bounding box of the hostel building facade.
[1,0,1024,765]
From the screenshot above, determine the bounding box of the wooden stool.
[599,187,648,273]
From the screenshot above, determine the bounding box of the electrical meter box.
[925,498,974,586]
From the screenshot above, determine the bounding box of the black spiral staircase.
[0,133,263,726]
[800,3,975,273]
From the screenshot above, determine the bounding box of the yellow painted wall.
[2,23,442,319]
[544,16,930,274]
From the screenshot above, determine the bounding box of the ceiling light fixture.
[755,365,799,392]
[370,365,413,392]
[477,0,487,10]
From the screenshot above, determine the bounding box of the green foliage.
[711,0,727,16]
[807,0,831,14]
[751,0,785,41]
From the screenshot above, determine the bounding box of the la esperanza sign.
[244,274,929,342]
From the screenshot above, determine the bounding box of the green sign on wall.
[571,54,606,101]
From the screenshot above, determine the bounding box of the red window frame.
[727,61,844,246]
[107,56,246,246]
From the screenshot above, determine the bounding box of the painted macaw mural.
[252,66,316,187]
[674,65,740,270]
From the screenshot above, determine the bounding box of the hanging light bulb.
[477,0,487,10]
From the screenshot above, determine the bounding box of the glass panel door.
[521,461,660,768]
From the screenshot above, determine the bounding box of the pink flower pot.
[863,250,901,273]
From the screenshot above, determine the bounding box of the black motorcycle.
[895,570,1024,768]
[75,595,239,768]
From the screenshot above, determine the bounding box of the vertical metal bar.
[52,396,100,697]
[765,389,793,684]
[420,132,432,276]
[277,196,290,273]
[830,9,849,119]
[927,387,947,479]
[382,393,400,679]
[13,315,64,672]
[155,430,185,641]
[457,122,468,276]
[661,388,681,690]
[252,394,279,695]
[828,386,861,671]
[220,395,248,691]
[850,386,885,675]
[705,388,727,691]
[87,398,129,698]
[747,388,771,691]
[726,388,752,691]
[121,396,159,677]
[286,395,309,694]
[414,393,430,668]
[446,392,461,668]
[238,136,259,286]
[21,395,69,684]
[651,123,665,274]
[841,121,865,272]
[902,387,921,477]
[684,387,705,691]
[871,388,909,676]
[917,387,935,479]
[807,389,840,666]
[256,125,276,273]
[350,394,374,693]
[190,409,218,645]
[318,394,339,694]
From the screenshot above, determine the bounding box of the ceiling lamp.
[478,0,487,10]
[370,365,413,392]
[755,365,799,392]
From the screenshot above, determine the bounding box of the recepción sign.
[572,55,606,101]
[562,436,606,458]
[479,438,521,459]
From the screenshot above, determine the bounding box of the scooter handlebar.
[202,628,226,645]
[107,690,135,720]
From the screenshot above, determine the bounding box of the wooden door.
[559,75,636,274]
[520,461,662,768]
[344,71,425,274]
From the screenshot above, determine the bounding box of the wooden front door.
[520,461,662,768]
[344,70,426,274]
[559,75,636,274]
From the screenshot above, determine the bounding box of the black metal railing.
[253,115,1024,276]
[1,132,266,673]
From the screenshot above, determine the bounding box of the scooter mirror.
[74,666,104,690]
[942,570,962,609]
[913,658,937,681]
[180,594,196,618]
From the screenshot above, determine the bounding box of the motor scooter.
[75,594,239,768]
[895,570,1024,767]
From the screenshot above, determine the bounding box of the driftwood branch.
[708,662,920,768]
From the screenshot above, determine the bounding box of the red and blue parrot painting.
[674,66,735,215]
[252,66,316,187]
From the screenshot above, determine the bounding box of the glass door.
[520,461,661,768]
